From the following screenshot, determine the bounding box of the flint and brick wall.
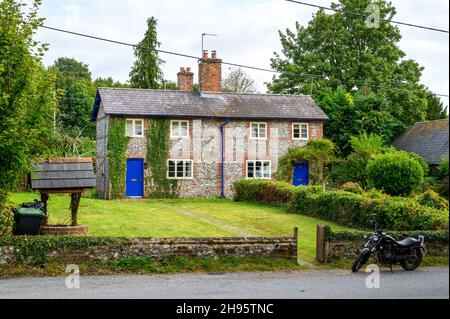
[118,118,323,198]
[316,225,449,263]
[0,230,298,264]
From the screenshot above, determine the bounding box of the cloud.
[33,0,448,106]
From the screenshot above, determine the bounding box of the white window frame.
[292,122,309,140]
[250,122,267,140]
[125,119,144,137]
[246,160,271,179]
[167,159,193,179]
[170,120,189,139]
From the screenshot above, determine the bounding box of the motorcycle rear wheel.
[400,248,423,271]
[351,253,369,272]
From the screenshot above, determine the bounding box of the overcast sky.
[33,0,449,107]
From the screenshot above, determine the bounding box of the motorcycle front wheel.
[400,248,423,271]
[351,252,369,272]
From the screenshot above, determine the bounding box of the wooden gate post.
[316,225,327,263]
[293,227,299,259]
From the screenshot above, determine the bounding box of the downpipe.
[220,118,230,198]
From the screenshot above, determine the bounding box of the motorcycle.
[351,214,426,272]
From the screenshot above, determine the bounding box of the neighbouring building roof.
[30,158,96,189]
[392,119,449,165]
[91,88,329,121]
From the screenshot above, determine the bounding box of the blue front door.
[293,162,309,186]
[126,158,144,197]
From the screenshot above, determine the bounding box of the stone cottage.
[91,50,329,199]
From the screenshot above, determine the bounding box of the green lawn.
[9,192,352,262]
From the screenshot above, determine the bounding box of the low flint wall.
[0,228,298,265]
[316,225,449,263]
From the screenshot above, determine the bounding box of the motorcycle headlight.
[372,234,379,242]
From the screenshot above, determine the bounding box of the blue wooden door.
[293,162,309,186]
[126,158,144,197]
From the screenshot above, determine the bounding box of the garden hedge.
[233,180,449,231]
[324,226,449,243]
[233,179,297,207]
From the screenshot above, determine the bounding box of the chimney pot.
[202,50,208,59]
[177,66,194,91]
[199,50,222,92]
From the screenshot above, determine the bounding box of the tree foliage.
[94,77,129,89]
[268,0,428,152]
[315,87,401,155]
[349,132,384,156]
[50,57,95,137]
[0,0,56,216]
[425,91,448,121]
[222,68,257,93]
[129,17,164,89]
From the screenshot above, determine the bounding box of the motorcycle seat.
[396,237,421,247]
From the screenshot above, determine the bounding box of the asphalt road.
[0,267,448,299]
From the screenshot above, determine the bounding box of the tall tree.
[268,0,428,141]
[94,77,129,88]
[129,17,164,89]
[50,57,95,136]
[315,87,401,155]
[222,68,257,93]
[425,91,448,120]
[0,0,56,216]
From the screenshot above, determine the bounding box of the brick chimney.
[177,67,194,91]
[198,50,222,92]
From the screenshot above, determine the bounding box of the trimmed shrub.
[340,182,364,194]
[367,152,424,196]
[416,190,449,210]
[233,179,296,207]
[325,226,449,244]
[293,188,448,231]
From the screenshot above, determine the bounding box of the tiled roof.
[91,88,329,121]
[30,158,96,189]
[392,119,449,164]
